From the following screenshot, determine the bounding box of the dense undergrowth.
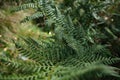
[0,0,120,80]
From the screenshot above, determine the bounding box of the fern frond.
[12,3,39,12]
[16,37,74,63]
[15,42,43,62]
[21,12,43,22]
[7,61,54,73]
[0,74,44,80]
[52,65,120,80]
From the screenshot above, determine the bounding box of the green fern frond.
[5,60,54,73]
[51,65,120,80]
[0,74,45,80]
[15,37,74,62]
[21,12,43,22]
[12,3,39,12]
[15,43,44,62]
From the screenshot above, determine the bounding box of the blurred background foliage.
[60,0,120,55]
[0,0,52,58]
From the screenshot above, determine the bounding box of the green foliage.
[21,12,43,23]
[0,0,34,6]
[12,0,120,41]
[0,0,120,80]
[0,37,120,80]
[61,0,120,56]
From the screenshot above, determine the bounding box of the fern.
[12,3,39,11]
[1,0,120,80]
[21,12,43,22]
[1,37,120,80]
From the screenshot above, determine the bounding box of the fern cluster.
[12,0,120,43]
[0,0,120,80]
[0,37,120,80]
